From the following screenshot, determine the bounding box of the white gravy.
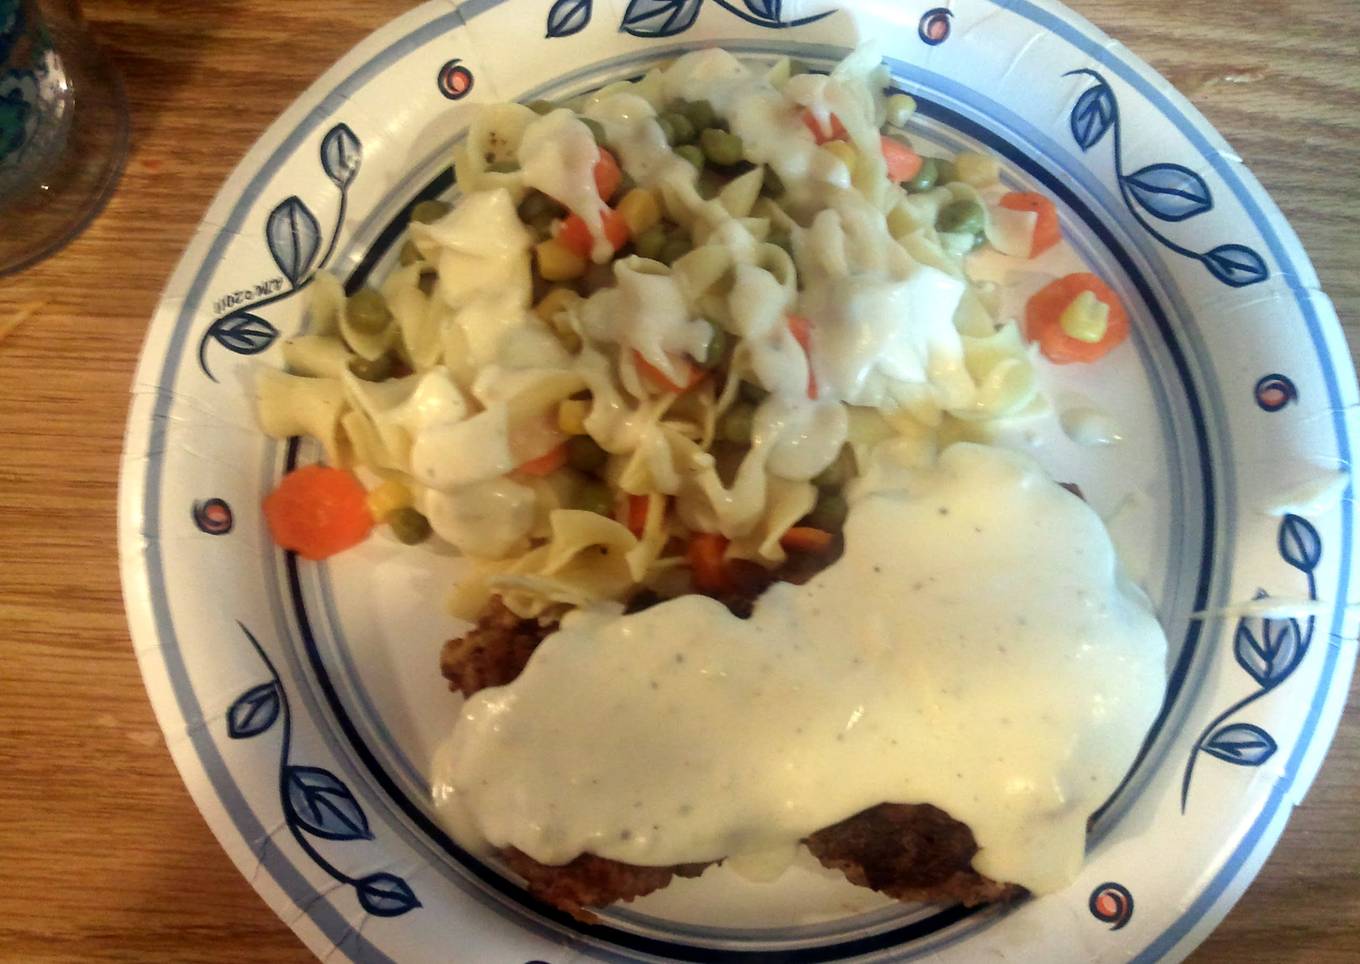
[432,443,1168,894]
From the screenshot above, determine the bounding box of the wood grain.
[1,1,1356,960]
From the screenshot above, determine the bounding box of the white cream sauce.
[432,444,1168,893]
[519,109,613,262]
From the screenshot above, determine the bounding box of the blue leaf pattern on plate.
[266,196,322,287]
[1279,513,1322,572]
[212,313,278,355]
[1070,83,1115,151]
[227,681,281,738]
[621,0,703,37]
[1122,163,1213,222]
[355,873,423,916]
[546,0,593,37]
[285,765,374,841]
[1234,615,1304,688]
[1201,723,1278,766]
[743,0,779,20]
[1202,243,1269,288]
[320,124,362,189]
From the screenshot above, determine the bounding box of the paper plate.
[118,1,1358,960]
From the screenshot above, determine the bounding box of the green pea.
[399,240,423,266]
[717,403,755,444]
[661,111,696,145]
[580,116,607,145]
[633,225,668,260]
[346,288,391,334]
[485,160,519,174]
[675,144,705,170]
[696,169,724,200]
[518,191,562,224]
[934,157,957,185]
[659,235,692,265]
[577,479,614,517]
[566,435,609,474]
[739,380,769,404]
[813,445,855,489]
[702,321,728,367]
[410,199,452,225]
[347,354,394,382]
[699,128,745,167]
[680,99,717,132]
[905,157,939,193]
[388,507,432,545]
[527,99,557,115]
[937,199,985,235]
[760,165,785,198]
[804,491,848,532]
[767,229,793,258]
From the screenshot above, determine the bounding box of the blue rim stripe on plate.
[131,1,1356,960]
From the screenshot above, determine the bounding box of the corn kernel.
[1059,290,1110,343]
[366,480,413,522]
[535,236,587,281]
[954,150,1000,188]
[885,93,917,127]
[822,140,858,177]
[616,188,661,236]
[557,399,589,435]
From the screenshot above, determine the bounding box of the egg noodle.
[257,46,1048,620]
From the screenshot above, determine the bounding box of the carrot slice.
[688,532,731,593]
[999,192,1061,258]
[1024,273,1129,364]
[880,136,923,183]
[557,207,631,258]
[780,526,835,554]
[634,350,705,394]
[800,108,847,144]
[625,493,657,538]
[263,465,374,561]
[594,147,623,202]
[786,314,818,399]
[515,443,567,477]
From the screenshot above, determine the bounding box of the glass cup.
[0,0,129,276]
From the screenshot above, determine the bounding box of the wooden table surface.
[1,1,1356,960]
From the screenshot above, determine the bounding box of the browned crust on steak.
[442,586,1023,919]
[439,597,552,696]
[501,849,710,923]
[805,803,1024,906]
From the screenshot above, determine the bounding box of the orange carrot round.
[558,207,630,258]
[786,314,819,399]
[515,443,568,477]
[880,136,924,183]
[999,192,1061,258]
[779,527,834,554]
[800,108,847,144]
[263,465,374,561]
[688,532,731,593]
[634,350,704,394]
[1025,273,1129,364]
[594,148,623,201]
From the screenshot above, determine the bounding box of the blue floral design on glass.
[1089,881,1134,930]
[1065,69,1268,288]
[918,7,953,46]
[547,0,833,39]
[198,123,362,382]
[192,498,234,535]
[1181,514,1320,809]
[437,59,474,100]
[0,69,37,163]
[1255,373,1297,412]
[228,623,420,916]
